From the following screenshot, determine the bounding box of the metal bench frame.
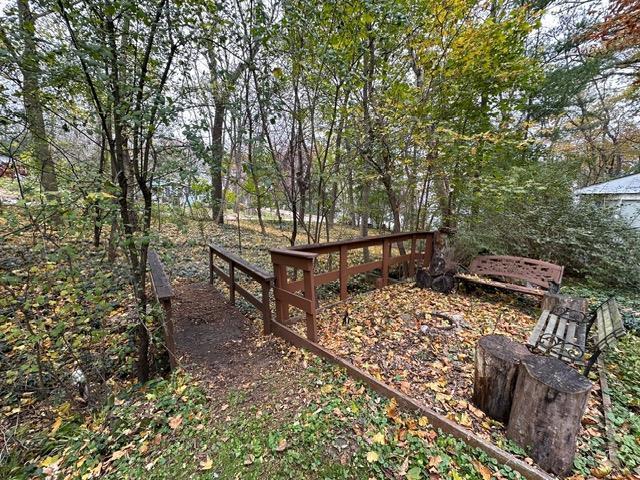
[528,297,626,375]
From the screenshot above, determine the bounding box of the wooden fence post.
[381,238,390,287]
[262,280,272,335]
[303,267,317,342]
[273,263,289,323]
[229,262,236,305]
[161,298,178,369]
[409,235,416,277]
[209,246,213,284]
[339,245,348,300]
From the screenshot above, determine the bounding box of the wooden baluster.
[303,266,317,342]
[409,235,416,277]
[261,280,272,335]
[229,261,236,304]
[381,238,390,287]
[339,245,348,301]
[273,262,289,323]
[209,247,213,284]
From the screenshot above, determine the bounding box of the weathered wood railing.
[270,231,438,341]
[209,244,274,334]
[148,250,178,369]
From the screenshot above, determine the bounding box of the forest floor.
[1,213,639,479]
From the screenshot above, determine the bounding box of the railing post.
[229,261,236,305]
[209,246,213,284]
[409,234,416,277]
[339,245,348,301]
[261,280,272,335]
[303,267,317,342]
[381,238,390,287]
[273,263,289,323]
[161,298,178,369]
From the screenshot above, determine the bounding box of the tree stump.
[473,334,531,423]
[507,355,592,477]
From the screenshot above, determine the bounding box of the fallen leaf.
[366,451,379,463]
[50,417,63,435]
[275,438,288,452]
[168,415,183,430]
[472,459,492,480]
[199,457,213,470]
[244,454,255,465]
[372,432,385,445]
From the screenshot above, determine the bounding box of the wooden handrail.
[268,230,438,343]
[209,243,273,334]
[147,250,178,369]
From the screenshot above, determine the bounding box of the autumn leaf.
[372,432,386,445]
[199,457,213,470]
[418,416,429,427]
[407,467,422,480]
[50,417,63,435]
[472,459,492,480]
[244,454,255,466]
[366,451,379,462]
[275,438,288,452]
[168,415,183,430]
[320,384,333,394]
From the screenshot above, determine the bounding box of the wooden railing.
[270,231,438,341]
[209,244,274,334]
[148,250,178,369]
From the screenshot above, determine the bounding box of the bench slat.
[539,313,559,351]
[528,310,549,347]
[550,316,568,358]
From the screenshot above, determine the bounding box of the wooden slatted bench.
[455,255,564,297]
[528,297,626,375]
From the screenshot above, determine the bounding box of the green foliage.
[455,164,640,290]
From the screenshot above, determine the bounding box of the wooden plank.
[288,231,433,254]
[596,308,606,348]
[540,313,559,350]
[271,251,316,270]
[303,269,317,342]
[551,316,568,359]
[148,250,172,300]
[315,269,340,286]
[347,260,383,276]
[273,263,289,323]
[609,300,624,331]
[455,274,545,297]
[339,245,348,301]
[235,283,263,310]
[528,310,549,347]
[597,356,620,468]
[565,321,577,347]
[273,287,313,312]
[381,238,390,287]
[229,263,236,304]
[270,320,553,480]
[211,264,230,284]
[576,323,587,350]
[408,235,416,277]
[210,244,273,281]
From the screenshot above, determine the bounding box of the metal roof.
[575,173,640,195]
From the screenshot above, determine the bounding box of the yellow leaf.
[472,460,492,480]
[110,449,127,461]
[418,416,429,427]
[372,432,385,445]
[176,385,187,395]
[40,456,60,467]
[50,417,63,435]
[168,415,183,430]
[200,457,213,471]
[366,451,379,463]
[275,438,288,452]
[320,384,333,394]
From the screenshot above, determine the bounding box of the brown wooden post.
[303,267,317,342]
[209,246,213,284]
[381,238,390,287]
[339,245,348,300]
[409,234,416,277]
[261,280,272,335]
[229,261,236,304]
[273,262,289,323]
[160,298,178,369]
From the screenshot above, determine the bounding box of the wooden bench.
[455,255,564,297]
[528,297,626,375]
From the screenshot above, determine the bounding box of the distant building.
[575,173,640,229]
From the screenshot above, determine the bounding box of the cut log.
[507,355,592,477]
[473,335,531,423]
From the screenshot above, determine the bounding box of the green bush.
[454,167,640,290]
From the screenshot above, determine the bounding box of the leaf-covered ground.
[300,283,640,478]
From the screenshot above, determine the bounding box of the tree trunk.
[211,100,225,224]
[507,355,592,477]
[17,0,58,194]
[473,334,531,423]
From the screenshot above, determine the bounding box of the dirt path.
[172,282,309,417]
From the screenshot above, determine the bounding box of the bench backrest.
[595,298,625,350]
[468,255,564,290]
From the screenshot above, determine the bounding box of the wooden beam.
[270,321,553,480]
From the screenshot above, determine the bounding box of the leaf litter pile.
[303,283,613,477]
